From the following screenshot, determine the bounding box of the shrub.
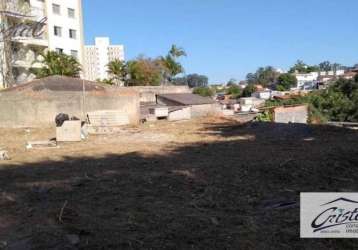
[193,87,214,97]
[226,85,242,98]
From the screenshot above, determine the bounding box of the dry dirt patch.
[0,117,357,249]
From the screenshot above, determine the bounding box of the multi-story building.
[0,0,84,88]
[84,37,125,82]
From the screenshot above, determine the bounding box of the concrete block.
[0,150,10,160]
[150,107,169,118]
[168,107,191,121]
[241,105,252,112]
[56,120,82,142]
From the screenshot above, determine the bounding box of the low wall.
[129,86,191,103]
[191,104,220,118]
[273,105,308,124]
[0,90,140,128]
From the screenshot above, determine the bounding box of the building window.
[52,4,60,15]
[71,50,78,59]
[68,8,75,18]
[69,29,77,39]
[56,48,63,54]
[54,26,62,37]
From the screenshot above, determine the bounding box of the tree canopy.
[193,87,214,97]
[241,84,256,97]
[276,73,297,91]
[160,45,186,83]
[288,60,319,74]
[246,66,280,87]
[106,59,128,85]
[126,57,163,86]
[174,74,209,88]
[31,51,81,78]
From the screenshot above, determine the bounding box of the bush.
[255,111,273,122]
[226,85,242,98]
[193,87,214,97]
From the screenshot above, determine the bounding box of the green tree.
[319,61,332,72]
[276,73,297,90]
[241,84,256,97]
[289,60,319,73]
[246,66,280,87]
[160,45,186,83]
[186,74,208,88]
[31,51,81,78]
[107,59,128,85]
[227,78,238,86]
[126,57,163,86]
[246,73,257,85]
[169,44,187,58]
[173,74,209,87]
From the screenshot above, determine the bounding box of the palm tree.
[169,45,187,58]
[107,59,128,86]
[31,51,81,78]
[160,44,186,84]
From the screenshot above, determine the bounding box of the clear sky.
[83,0,358,83]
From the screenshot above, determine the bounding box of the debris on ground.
[26,140,57,150]
[0,150,10,160]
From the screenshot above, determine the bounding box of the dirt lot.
[1,117,358,249]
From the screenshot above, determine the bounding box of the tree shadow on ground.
[0,122,358,250]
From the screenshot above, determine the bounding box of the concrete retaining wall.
[191,104,220,118]
[273,105,308,124]
[0,91,140,128]
[129,86,191,103]
[168,107,191,121]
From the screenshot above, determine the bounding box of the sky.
[83,0,358,83]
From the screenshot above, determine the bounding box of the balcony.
[11,47,44,69]
[12,36,48,47]
[5,0,45,21]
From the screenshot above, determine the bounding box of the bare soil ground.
[0,117,358,249]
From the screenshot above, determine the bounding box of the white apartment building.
[0,0,84,88]
[84,37,125,82]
